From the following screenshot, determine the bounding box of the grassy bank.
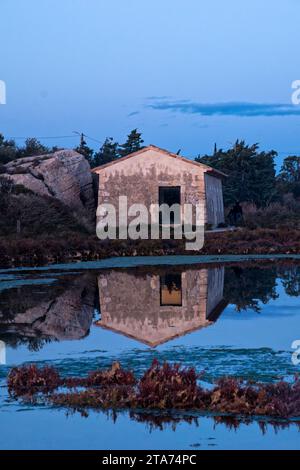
[1,227,300,268]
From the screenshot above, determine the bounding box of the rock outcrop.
[3,150,95,217]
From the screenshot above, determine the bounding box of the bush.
[242,197,300,229]
[0,175,13,194]
[0,190,89,237]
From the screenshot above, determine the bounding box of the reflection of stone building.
[96,267,227,347]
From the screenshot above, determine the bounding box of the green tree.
[277,156,300,198]
[92,137,119,168]
[74,135,94,165]
[17,138,49,158]
[119,129,144,157]
[0,133,18,164]
[196,140,277,207]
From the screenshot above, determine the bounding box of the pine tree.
[74,135,94,166]
[196,140,277,207]
[119,129,144,157]
[277,156,300,198]
[0,133,18,164]
[17,138,49,158]
[92,137,119,168]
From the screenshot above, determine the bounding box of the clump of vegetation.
[242,197,300,229]
[8,362,135,398]
[63,361,136,389]
[137,360,208,409]
[7,361,300,421]
[8,364,61,397]
[0,175,90,238]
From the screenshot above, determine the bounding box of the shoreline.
[2,252,300,274]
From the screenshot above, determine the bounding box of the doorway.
[159,186,181,225]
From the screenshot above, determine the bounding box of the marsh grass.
[7,361,300,421]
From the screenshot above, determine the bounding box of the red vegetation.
[137,360,209,409]
[62,361,136,389]
[3,227,300,268]
[8,364,61,397]
[7,361,300,421]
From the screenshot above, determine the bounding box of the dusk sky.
[1,0,300,165]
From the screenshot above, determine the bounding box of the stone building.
[92,145,226,228]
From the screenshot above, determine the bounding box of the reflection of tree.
[278,266,300,297]
[162,274,181,293]
[224,267,278,312]
[0,332,54,352]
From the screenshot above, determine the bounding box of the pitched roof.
[94,318,213,348]
[94,298,228,347]
[91,144,227,178]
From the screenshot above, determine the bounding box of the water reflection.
[96,266,226,346]
[0,274,96,350]
[0,263,299,350]
[90,408,300,435]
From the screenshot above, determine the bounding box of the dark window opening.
[160,273,182,306]
[159,186,181,225]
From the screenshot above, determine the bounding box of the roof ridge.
[91,144,227,177]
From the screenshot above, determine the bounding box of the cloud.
[147,99,300,117]
[127,111,140,117]
[146,95,171,100]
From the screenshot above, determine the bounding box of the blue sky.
[1,0,300,165]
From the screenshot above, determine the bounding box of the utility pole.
[73,131,86,147]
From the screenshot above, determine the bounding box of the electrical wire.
[5,135,300,155]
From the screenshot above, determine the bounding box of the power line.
[277,151,300,154]
[7,133,104,146]
[5,135,300,154]
[72,131,102,145]
[84,135,102,145]
[9,135,76,140]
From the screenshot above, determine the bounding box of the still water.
[0,256,300,449]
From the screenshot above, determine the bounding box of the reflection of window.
[160,273,182,306]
